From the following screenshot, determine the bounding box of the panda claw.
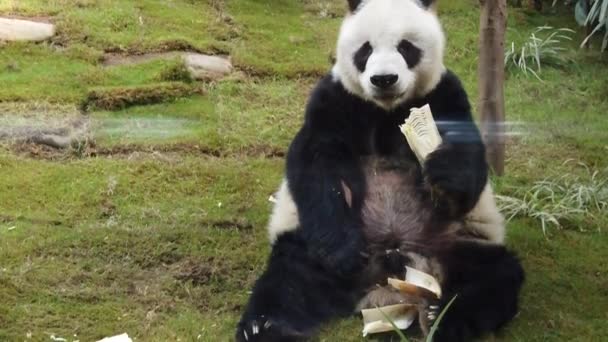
[238,316,306,342]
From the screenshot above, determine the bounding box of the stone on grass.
[97,333,133,342]
[0,18,55,41]
[184,53,232,80]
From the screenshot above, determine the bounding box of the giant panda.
[236,0,524,341]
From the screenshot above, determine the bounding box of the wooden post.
[478,0,507,176]
[528,0,542,11]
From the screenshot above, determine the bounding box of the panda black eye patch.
[353,42,373,73]
[398,39,422,69]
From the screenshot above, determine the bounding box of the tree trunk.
[478,0,507,176]
[527,0,542,11]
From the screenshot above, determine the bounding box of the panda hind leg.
[236,232,358,342]
[431,240,525,342]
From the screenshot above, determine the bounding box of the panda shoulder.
[426,69,472,117]
[304,73,353,125]
[431,70,468,100]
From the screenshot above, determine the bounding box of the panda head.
[334,0,446,110]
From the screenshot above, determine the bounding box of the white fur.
[267,179,299,243]
[267,178,506,245]
[463,182,506,244]
[332,0,446,109]
[267,0,504,245]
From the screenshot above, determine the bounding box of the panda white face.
[334,0,446,110]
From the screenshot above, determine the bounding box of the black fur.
[353,42,373,73]
[236,234,361,342]
[434,240,525,341]
[349,0,436,13]
[236,71,523,341]
[347,0,362,12]
[419,0,437,9]
[398,40,422,69]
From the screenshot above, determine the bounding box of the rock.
[97,333,133,342]
[184,53,232,80]
[0,18,55,41]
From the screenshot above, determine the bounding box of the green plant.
[504,26,575,80]
[579,0,608,51]
[496,161,608,234]
[158,60,194,83]
[554,0,608,51]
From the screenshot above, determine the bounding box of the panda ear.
[419,0,437,10]
[347,0,363,12]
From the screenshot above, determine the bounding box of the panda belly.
[354,157,460,315]
[359,157,434,253]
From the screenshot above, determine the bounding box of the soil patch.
[202,218,252,231]
[102,52,233,81]
[6,141,286,161]
[0,103,89,149]
[102,51,185,67]
[91,143,285,159]
[2,15,53,23]
[0,214,63,226]
[172,257,228,286]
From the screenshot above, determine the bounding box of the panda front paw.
[236,316,304,342]
[382,248,410,277]
[418,298,441,336]
[427,303,440,321]
[423,146,486,217]
[318,234,368,277]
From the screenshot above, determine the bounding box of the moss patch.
[83,82,203,111]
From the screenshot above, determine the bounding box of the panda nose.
[370,74,398,89]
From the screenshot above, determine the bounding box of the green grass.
[227,0,341,76]
[0,44,199,103]
[0,156,279,341]
[0,0,233,53]
[1,0,608,341]
[92,78,309,151]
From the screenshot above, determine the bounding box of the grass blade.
[376,306,411,342]
[426,295,458,342]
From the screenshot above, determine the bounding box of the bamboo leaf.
[376,307,410,342]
